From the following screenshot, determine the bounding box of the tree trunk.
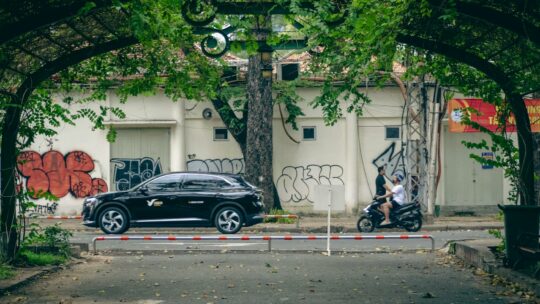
[0,95,23,262]
[244,53,275,212]
[508,93,535,206]
[534,133,540,203]
[212,91,282,211]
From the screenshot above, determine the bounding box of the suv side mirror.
[139,185,148,194]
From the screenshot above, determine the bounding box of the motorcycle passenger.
[376,174,405,225]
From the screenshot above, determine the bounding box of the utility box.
[313,185,345,212]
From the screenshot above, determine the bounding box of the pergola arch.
[0,0,140,259]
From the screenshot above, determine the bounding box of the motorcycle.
[356,197,423,232]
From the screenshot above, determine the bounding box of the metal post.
[427,102,440,216]
[92,237,98,254]
[327,188,332,256]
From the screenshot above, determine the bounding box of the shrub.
[0,264,15,280]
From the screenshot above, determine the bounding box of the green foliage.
[19,251,67,266]
[0,263,15,280]
[18,222,71,266]
[22,224,73,258]
[273,81,305,130]
[488,228,506,253]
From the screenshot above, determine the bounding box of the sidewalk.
[452,239,540,298]
[30,215,503,233]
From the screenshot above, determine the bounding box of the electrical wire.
[357,125,374,198]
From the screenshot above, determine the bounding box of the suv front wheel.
[98,206,129,234]
[215,206,243,234]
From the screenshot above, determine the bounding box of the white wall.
[21,86,506,216]
[20,93,111,215]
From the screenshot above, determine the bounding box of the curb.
[451,240,540,296]
[65,224,504,235]
[0,265,60,295]
[0,258,84,296]
[94,248,433,256]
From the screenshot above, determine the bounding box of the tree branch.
[428,0,540,45]
[210,93,247,150]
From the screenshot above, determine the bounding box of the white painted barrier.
[91,234,435,253]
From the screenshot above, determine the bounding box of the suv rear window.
[222,175,253,188]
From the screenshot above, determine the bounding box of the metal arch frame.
[181,0,347,57]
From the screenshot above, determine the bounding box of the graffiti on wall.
[26,202,58,217]
[110,157,162,191]
[372,142,406,178]
[276,165,344,203]
[187,158,245,174]
[17,151,108,199]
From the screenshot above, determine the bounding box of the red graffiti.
[17,150,108,198]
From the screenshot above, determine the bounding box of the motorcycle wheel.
[357,216,375,233]
[404,216,422,232]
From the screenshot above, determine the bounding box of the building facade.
[19,86,508,216]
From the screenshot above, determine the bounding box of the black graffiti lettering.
[276,165,344,203]
[372,142,406,178]
[111,157,162,191]
[187,158,244,174]
[25,202,58,217]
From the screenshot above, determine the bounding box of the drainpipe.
[345,110,359,214]
[170,100,186,171]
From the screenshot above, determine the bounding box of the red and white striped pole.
[91,234,435,254]
[27,215,82,220]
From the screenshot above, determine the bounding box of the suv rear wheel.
[215,206,243,234]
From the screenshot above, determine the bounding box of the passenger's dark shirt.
[376,175,386,196]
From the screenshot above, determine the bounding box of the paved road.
[72,230,495,253]
[2,252,529,304]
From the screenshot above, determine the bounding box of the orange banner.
[448,98,540,133]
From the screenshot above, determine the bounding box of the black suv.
[82,172,264,234]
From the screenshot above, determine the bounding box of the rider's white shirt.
[392,184,405,205]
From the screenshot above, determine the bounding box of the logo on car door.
[147,199,163,207]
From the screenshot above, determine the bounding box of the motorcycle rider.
[376,174,405,225]
[375,166,391,204]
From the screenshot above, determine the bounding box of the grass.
[19,250,67,266]
[0,263,15,280]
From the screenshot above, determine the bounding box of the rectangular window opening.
[385,126,400,140]
[281,63,299,81]
[302,126,316,141]
[214,127,229,141]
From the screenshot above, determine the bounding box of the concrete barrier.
[91,234,435,253]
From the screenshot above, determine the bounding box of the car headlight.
[84,197,98,207]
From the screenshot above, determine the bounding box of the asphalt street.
[2,252,528,304]
[72,230,495,253]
